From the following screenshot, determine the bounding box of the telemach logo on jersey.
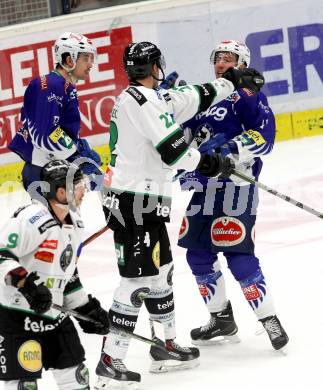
[211,217,246,246]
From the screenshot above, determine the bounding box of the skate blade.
[191,334,241,346]
[149,357,200,373]
[255,328,265,336]
[255,329,289,354]
[94,376,140,390]
[274,345,288,356]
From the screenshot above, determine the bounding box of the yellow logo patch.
[152,241,160,269]
[18,340,42,372]
[245,130,266,146]
[49,127,64,143]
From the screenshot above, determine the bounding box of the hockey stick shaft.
[173,168,323,219]
[82,225,109,247]
[51,303,164,348]
[232,169,323,219]
[172,170,185,182]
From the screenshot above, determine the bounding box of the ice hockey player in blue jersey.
[9,32,102,198]
[178,40,289,350]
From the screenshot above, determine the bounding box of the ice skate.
[94,352,141,389]
[190,301,240,345]
[260,315,289,351]
[149,338,200,373]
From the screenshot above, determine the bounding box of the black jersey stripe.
[156,128,188,166]
[193,83,217,113]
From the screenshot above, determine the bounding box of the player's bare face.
[74,53,94,80]
[214,52,238,78]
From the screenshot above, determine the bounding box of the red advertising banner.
[0,26,132,156]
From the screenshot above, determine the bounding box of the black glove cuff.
[196,154,218,177]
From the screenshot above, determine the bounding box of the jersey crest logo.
[126,87,147,106]
[60,244,73,271]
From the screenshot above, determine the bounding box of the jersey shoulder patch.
[126,87,147,106]
[38,219,60,234]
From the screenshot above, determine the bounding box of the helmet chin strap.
[66,184,78,212]
[152,67,165,82]
[60,62,79,83]
[53,186,77,211]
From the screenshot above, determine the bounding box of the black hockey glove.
[222,67,265,92]
[18,272,52,314]
[197,153,235,178]
[75,295,109,335]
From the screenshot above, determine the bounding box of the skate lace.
[263,317,282,339]
[200,316,217,332]
[167,340,192,353]
[112,358,128,372]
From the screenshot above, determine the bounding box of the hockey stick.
[82,225,110,247]
[51,303,167,351]
[232,169,323,219]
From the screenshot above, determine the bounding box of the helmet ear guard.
[210,39,251,67]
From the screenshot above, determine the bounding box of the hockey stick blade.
[51,303,168,351]
[233,169,323,219]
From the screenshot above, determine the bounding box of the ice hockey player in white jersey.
[0,159,109,390]
[95,41,265,389]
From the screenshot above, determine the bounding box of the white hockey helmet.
[54,32,97,66]
[210,40,251,67]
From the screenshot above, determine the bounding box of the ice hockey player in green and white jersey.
[0,159,109,390]
[95,41,265,389]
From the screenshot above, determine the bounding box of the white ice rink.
[1,134,323,390]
